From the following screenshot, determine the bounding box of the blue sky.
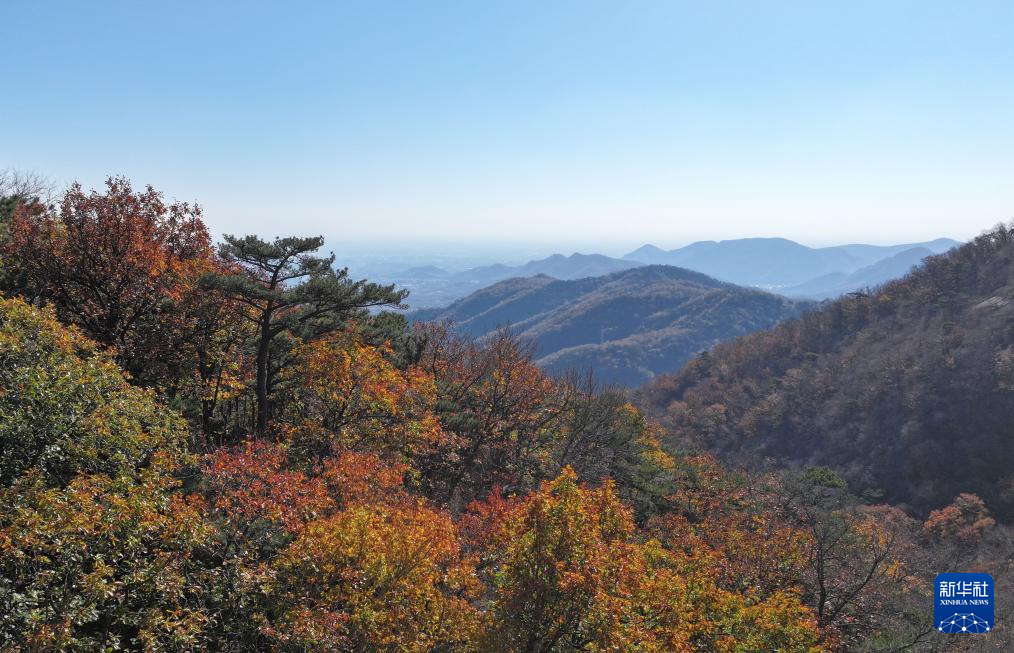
[3,1,1013,250]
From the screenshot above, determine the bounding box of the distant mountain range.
[380,253,642,308]
[382,237,960,309]
[622,237,959,290]
[779,246,933,299]
[412,266,813,387]
[450,252,640,284]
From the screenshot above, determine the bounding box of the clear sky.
[3,1,1013,249]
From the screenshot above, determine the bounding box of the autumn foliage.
[922,493,996,542]
[7,178,222,387]
[0,462,211,651]
[470,468,820,652]
[279,328,445,461]
[0,177,1008,651]
[0,296,186,487]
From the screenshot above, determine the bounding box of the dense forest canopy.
[0,175,1009,651]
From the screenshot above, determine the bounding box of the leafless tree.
[0,169,55,204]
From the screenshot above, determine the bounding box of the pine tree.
[203,234,406,434]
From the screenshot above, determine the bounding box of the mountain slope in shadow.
[636,225,1014,519]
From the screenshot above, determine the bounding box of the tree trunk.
[255,314,272,436]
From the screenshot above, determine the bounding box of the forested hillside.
[415,266,812,387]
[639,224,1014,521]
[0,175,1009,651]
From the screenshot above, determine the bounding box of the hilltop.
[414,265,812,387]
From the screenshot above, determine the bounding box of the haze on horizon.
[3,1,1013,246]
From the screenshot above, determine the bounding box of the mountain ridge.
[382,237,961,309]
[622,237,960,288]
[413,265,813,387]
[781,246,935,299]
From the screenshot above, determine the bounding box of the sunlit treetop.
[0,295,186,487]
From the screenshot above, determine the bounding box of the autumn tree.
[200,443,411,559]
[0,169,52,200]
[0,296,186,488]
[781,467,919,649]
[473,468,644,651]
[0,169,52,294]
[278,328,446,462]
[415,323,564,504]
[922,493,996,542]
[270,498,479,651]
[199,440,477,651]
[553,371,675,517]
[179,286,253,443]
[203,235,406,434]
[6,177,226,388]
[0,296,211,650]
[470,468,821,652]
[202,442,333,555]
[644,457,944,650]
[0,462,213,651]
[647,455,810,601]
[0,169,52,241]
